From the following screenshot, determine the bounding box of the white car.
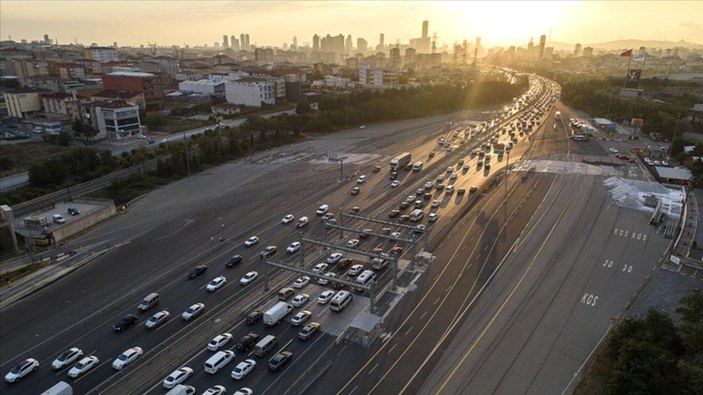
[282,214,294,224]
[407,195,416,203]
[446,166,453,173]
[182,303,205,321]
[5,358,39,383]
[428,213,438,222]
[348,264,364,276]
[291,310,312,326]
[52,347,83,370]
[112,346,143,370]
[293,276,310,288]
[357,175,367,183]
[240,271,258,286]
[206,276,226,292]
[318,290,335,304]
[450,173,457,179]
[391,180,400,188]
[316,204,330,215]
[203,385,227,395]
[244,236,259,247]
[145,310,171,329]
[318,272,336,285]
[446,185,455,194]
[423,182,433,190]
[431,199,440,208]
[234,389,254,395]
[231,359,256,380]
[390,231,401,240]
[287,242,301,254]
[68,356,99,378]
[609,147,619,153]
[326,253,343,264]
[312,263,328,273]
[346,239,360,248]
[163,366,194,389]
[437,174,445,182]
[291,294,310,307]
[208,333,233,351]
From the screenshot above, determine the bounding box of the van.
[137,292,159,312]
[330,290,353,312]
[356,270,377,286]
[254,335,278,357]
[204,350,234,374]
[278,287,294,300]
[297,216,309,228]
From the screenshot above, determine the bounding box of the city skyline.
[1,1,702,49]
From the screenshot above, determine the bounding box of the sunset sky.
[1,1,701,48]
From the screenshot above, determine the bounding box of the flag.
[620,49,632,57]
[633,53,646,62]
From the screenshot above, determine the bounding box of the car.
[446,185,455,194]
[346,238,360,248]
[348,264,364,276]
[208,333,233,351]
[112,346,143,370]
[416,188,424,196]
[389,209,401,218]
[399,201,411,210]
[5,358,39,383]
[268,351,293,372]
[390,231,402,241]
[52,347,83,370]
[437,174,445,182]
[245,310,263,325]
[234,388,254,395]
[407,194,416,203]
[67,207,80,216]
[389,171,398,180]
[446,166,453,173]
[318,290,336,304]
[428,151,435,158]
[68,355,99,378]
[357,175,367,183]
[203,385,227,395]
[225,255,242,268]
[359,228,372,239]
[431,199,440,208]
[349,206,361,214]
[316,204,330,215]
[207,276,227,292]
[261,246,277,258]
[298,322,321,341]
[313,263,329,273]
[400,214,410,221]
[188,265,207,279]
[469,186,478,193]
[391,180,400,188]
[338,258,353,271]
[424,181,433,190]
[428,213,438,222]
[291,310,312,326]
[244,236,259,247]
[235,332,261,352]
[436,183,444,191]
[284,241,304,255]
[145,310,171,329]
[318,272,336,285]
[293,276,310,288]
[360,125,367,129]
[182,303,205,321]
[113,314,138,332]
[52,214,66,224]
[292,293,310,307]
[240,271,258,286]
[373,165,381,172]
[163,367,194,389]
[450,172,457,180]
[609,147,619,153]
[326,253,343,264]
[351,186,360,195]
[281,214,295,224]
[231,359,257,380]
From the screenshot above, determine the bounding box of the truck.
[390,152,412,171]
[493,142,506,157]
[263,301,293,327]
[40,382,73,395]
[412,161,424,172]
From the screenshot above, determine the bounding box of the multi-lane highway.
[2,74,655,395]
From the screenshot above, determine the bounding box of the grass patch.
[0,140,73,177]
[0,261,48,288]
[573,335,614,395]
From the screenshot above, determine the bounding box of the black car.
[225,255,242,268]
[188,265,207,279]
[338,258,353,271]
[246,310,263,325]
[67,207,80,216]
[113,314,138,332]
[235,332,261,351]
[268,351,293,372]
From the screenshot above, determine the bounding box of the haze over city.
[1,0,702,48]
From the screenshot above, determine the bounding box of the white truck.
[165,385,196,395]
[263,302,293,327]
[40,382,73,395]
[390,152,412,171]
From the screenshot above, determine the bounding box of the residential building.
[224,77,275,107]
[25,75,60,92]
[101,71,163,109]
[178,79,225,95]
[91,89,146,109]
[84,46,118,63]
[4,90,42,118]
[357,38,368,54]
[359,65,398,89]
[94,100,141,140]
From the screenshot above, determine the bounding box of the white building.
[178,79,224,95]
[359,65,399,89]
[94,101,141,140]
[224,77,276,107]
[84,47,118,63]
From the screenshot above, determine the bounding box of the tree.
[143,112,168,131]
[295,102,312,115]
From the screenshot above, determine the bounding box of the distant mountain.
[585,39,703,51]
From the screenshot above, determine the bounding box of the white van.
[356,270,377,286]
[316,204,329,215]
[254,335,278,357]
[297,216,309,228]
[330,290,352,312]
[204,350,235,374]
[137,292,160,311]
[410,209,424,222]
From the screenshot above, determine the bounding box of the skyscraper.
[574,43,582,56]
[245,34,250,48]
[223,35,229,49]
[240,34,246,49]
[292,36,298,48]
[346,35,353,53]
[378,33,385,52]
[313,34,320,50]
[231,35,236,49]
[422,20,428,39]
[538,34,546,61]
[357,38,368,53]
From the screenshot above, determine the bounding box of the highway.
[3,74,652,395]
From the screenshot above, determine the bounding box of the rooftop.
[106,71,156,78]
[93,89,141,99]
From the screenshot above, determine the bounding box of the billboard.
[624,69,641,89]
[631,118,644,127]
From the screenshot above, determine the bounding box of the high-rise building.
[43,34,50,44]
[538,34,546,61]
[292,36,298,48]
[245,34,250,48]
[583,46,594,57]
[410,20,431,53]
[574,43,582,56]
[313,34,320,50]
[389,47,401,69]
[357,38,368,53]
[422,20,428,39]
[378,33,385,52]
[240,34,246,49]
[231,35,237,50]
[321,34,345,62]
[405,47,416,64]
[475,36,482,57]
[346,35,353,53]
[223,35,229,49]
